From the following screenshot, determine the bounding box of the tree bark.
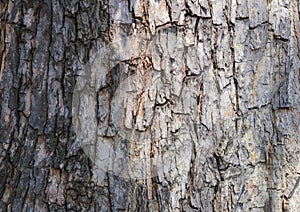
[0,0,300,211]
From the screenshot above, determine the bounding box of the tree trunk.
[0,0,299,211]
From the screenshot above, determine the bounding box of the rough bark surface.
[0,0,299,211]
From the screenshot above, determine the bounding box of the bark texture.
[0,0,300,211]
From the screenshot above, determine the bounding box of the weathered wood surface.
[0,0,299,211]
